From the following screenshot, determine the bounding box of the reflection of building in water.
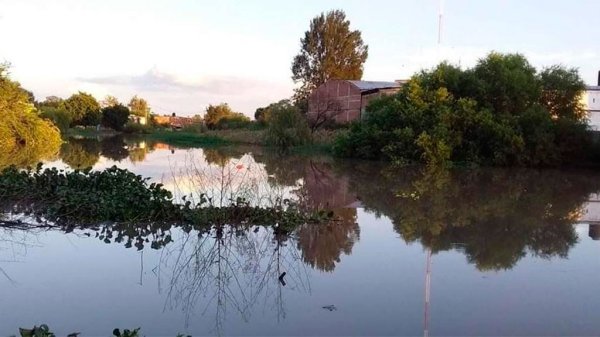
[589,224,600,240]
[579,193,600,223]
[302,161,360,209]
[569,193,600,240]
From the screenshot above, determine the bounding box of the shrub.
[123,122,153,134]
[102,104,130,131]
[0,64,62,168]
[39,106,72,132]
[333,52,593,167]
[215,114,252,129]
[264,101,310,148]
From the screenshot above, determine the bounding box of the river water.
[1,136,600,336]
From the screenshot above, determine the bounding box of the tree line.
[38,93,150,131]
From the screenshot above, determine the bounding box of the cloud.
[79,67,289,96]
[76,67,293,116]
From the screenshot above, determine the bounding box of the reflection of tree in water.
[158,225,310,334]
[100,135,129,162]
[339,163,600,271]
[59,136,158,167]
[258,153,361,272]
[296,208,359,272]
[203,148,233,167]
[60,138,101,169]
[0,139,60,170]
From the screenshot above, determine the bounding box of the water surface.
[2,136,600,336]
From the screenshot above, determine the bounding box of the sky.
[1,0,599,117]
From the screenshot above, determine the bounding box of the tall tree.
[204,103,245,129]
[101,95,120,108]
[539,65,586,121]
[102,104,130,131]
[128,95,150,118]
[0,63,62,167]
[61,91,101,126]
[291,10,368,103]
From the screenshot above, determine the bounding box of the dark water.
[2,136,600,336]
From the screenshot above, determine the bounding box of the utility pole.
[438,0,444,45]
[424,248,432,337]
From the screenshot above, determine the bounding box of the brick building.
[307,80,403,124]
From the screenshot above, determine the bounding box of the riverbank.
[65,127,339,154]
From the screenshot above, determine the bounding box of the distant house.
[153,114,196,129]
[582,72,600,130]
[307,80,404,124]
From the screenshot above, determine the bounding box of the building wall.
[308,81,401,124]
[308,80,363,124]
[582,89,600,130]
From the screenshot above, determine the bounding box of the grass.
[64,126,343,154]
[144,130,230,147]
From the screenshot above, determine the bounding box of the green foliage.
[38,96,64,108]
[147,130,228,147]
[215,113,252,129]
[540,65,587,120]
[61,91,101,126]
[101,95,120,108]
[60,138,101,169]
[39,106,72,132]
[0,64,62,169]
[123,122,153,134]
[0,166,329,233]
[128,95,150,117]
[204,103,247,129]
[102,103,130,131]
[334,52,593,167]
[336,162,600,271]
[291,9,368,102]
[264,101,310,148]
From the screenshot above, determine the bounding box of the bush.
[264,101,310,148]
[102,104,130,131]
[215,114,252,129]
[39,106,72,132]
[180,123,207,133]
[123,122,153,134]
[0,64,62,168]
[334,52,594,167]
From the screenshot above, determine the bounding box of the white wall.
[583,88,600,130]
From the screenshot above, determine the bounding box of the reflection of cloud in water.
[164,151,301,207]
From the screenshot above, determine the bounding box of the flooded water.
[2,136,600,336]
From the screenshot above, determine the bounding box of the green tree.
[102,104,130,131]
[39,95,64,108]
[101,95,120,108]
[61,91,101,126]
[39,106,72,132]
[470,52,540,116]
[539,65,587,121]
[204,103,241,129]
[128,95,150,118]
[291,9,368,103]
[264,101,310,148]
[0,63,62,168]
[334,52,591,167]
